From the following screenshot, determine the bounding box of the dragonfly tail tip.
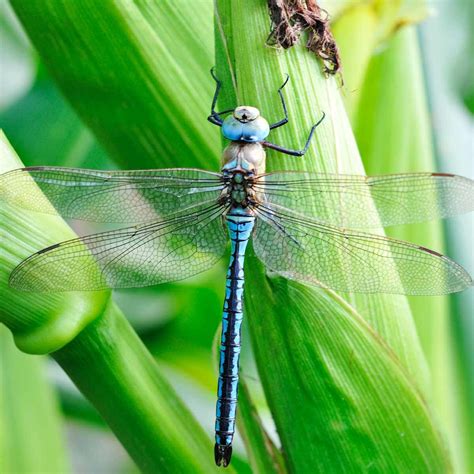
[214,443,232,467]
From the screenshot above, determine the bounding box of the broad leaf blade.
[245,265,449,472]
[0,72,114,169]
[0,133,226,472]
[350,25,472,473]
[0,327,70,473]
[237,380,287,473]
[215,0,449,470]
[10,0,219,170]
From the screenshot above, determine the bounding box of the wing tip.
[418,245,474,293]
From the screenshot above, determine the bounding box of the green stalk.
[215,0,449,471]
[331,4,378,118]
[237,381,286,473]
[349,25,470,473]
[331,0,429,119]
[10,0,220,170]
[0,133,225,473]
[244,268,449,472]
[0,327,69,473]
[53,303,217,473]
[6,0,456,470]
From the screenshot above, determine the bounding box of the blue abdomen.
[214,208,255,467]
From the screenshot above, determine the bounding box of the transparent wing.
[10,202,228,292]
[253,204,472,295]
[254,172,474,228]
[1,167,224,223]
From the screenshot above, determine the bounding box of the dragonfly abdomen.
[215,209,255,467]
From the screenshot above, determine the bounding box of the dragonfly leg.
[210,67,222,115]
[208,67,234,127]
[263,111,326,156]
[269,74,290,130]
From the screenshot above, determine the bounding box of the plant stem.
[214,0,449,471]
[1,133,224,473]
[0,327,69,473]
[53,302,219,473]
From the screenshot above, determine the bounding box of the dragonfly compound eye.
[222,113,270,143]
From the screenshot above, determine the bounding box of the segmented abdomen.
[215,210,255,451]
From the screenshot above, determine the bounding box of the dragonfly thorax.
[220,170,258,209]
[221,141,266,175]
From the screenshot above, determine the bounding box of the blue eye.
[242,117,270,142]
[222,117,243,141]
[222,116,270,142]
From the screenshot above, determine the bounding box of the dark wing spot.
[431,172,455,177]
[419,245,443,257]
[37,243,61,254]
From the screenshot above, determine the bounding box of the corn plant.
[0,0,471,472]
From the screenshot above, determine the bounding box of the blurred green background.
[0,0,472,472]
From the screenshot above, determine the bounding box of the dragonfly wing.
[10,202,228,292]
[255,172,474,228]
[253,204,472,295]
[1,167,224,223]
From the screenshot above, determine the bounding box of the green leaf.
[331,0,429,118]
[351,25,471,473]
[0,132,226,472]
[245,267,449,472]
[215,0,449,470]
[0,326,69,473]
[0,132,108,353]
[0,70,114,169]
[53,304,221,473]
[237,380,287,473]
[10,0,220,169]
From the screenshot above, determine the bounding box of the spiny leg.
[269,74,290,130]
[264,111,326,156]
[210,67,221,114]
[208,67,234,127]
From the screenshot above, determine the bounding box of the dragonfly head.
[222,106,270,143]
[233,106,260,123]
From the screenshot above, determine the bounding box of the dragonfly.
[2,69,473,467]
